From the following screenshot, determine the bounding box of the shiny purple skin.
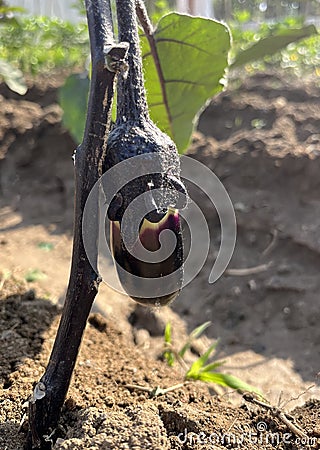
[110,209,183,306]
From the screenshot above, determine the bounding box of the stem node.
[104,42,130,73]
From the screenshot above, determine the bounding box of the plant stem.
[116,0,149,122]
[135,0,172,132]
[25,1,117,448]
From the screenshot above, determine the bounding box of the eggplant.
[104,0,187,306]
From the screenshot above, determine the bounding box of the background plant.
[0,4,27,93]
[230,14,320,77]
[0,15,89,75]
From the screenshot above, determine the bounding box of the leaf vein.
[155,37,213,56]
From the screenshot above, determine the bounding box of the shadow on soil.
[0,288,59,387]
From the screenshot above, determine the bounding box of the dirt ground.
[0,71,320,449]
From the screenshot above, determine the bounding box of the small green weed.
[37,242,54,252]
[25,268,47,283]
[164,321,260,395]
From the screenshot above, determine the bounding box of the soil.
[0,71,320,449]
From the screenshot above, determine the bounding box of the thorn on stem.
[30,382,46,403]
[104,42,130,73]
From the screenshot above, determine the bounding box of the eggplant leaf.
[59,73,89,143]
[59,14,230,150]
[141,13,231,152]
[231,24,318,69]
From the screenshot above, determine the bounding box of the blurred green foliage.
[71,0,86,17]
[59,73,89,143]
[0,4,25,25]
[0,4,318,80]
[0,4,28,92]
[0,15,89,75]
[230,15,320,77]
[213,0,320,22]
[146,0,173,23]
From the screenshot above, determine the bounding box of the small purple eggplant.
[110,204,184,306]
[103,0,187,306]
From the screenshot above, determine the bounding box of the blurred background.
[1,0,319,80]
[7,0,320,23]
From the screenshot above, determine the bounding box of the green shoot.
[163,322,175,367]
[37,242,54,252]
[25,269,47,283]
[178,321,211,359]
[185,342,219,378]
[163,321,260,395]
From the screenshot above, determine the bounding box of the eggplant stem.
[116,0,149,122]
[135,0,173,134]
[25,1,116,448]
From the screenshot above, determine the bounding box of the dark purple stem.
[116,0,149,122]
[25,1,116,448]
[135,0,173,132]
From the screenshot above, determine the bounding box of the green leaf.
[164,322,172,345]
[189,321,212,341]
[201,360,226,372]
[141,13,231,152]
[179,321,211,358]
[0,59,27,95]
[191,371,260,394]
[163,322,175,366]
[186,343,217,378]
[163,349,175,367]
[58,73,89,143]
[58,14,230,151]
[231,24,318,69]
